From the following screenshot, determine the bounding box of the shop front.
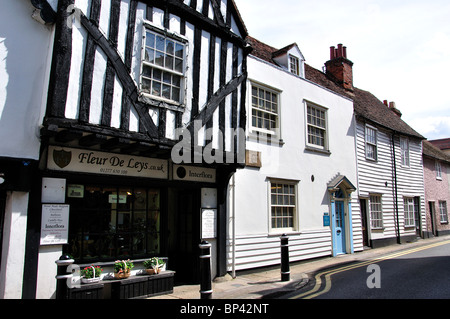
[39,145,223,295]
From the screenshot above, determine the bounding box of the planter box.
[68,283,104,299]
[111,271,175,299]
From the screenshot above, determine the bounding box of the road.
[283,239,450,299]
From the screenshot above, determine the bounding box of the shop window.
[66,186,161,262]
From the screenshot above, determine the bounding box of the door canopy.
[327,174,356,199]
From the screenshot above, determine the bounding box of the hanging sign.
[48,146,168,180]
[40,204,70,245]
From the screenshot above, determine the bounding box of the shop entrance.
[168,187,201,284]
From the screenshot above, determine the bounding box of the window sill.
[248,132,284,146]
[138,94,185,112]
[304,146,331,156]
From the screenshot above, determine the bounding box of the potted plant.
[81,265,103,284]
[114,259,134,279]
[143,257,165,275]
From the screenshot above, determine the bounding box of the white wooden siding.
[356,121,425,241]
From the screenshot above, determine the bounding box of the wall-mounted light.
[0,173,5,185]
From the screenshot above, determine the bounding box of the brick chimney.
[325,44,354,92]
[384,100,402,117]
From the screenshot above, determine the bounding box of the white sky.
[233,0,450,140]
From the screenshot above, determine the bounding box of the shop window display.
[66,186,161,262]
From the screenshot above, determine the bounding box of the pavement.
[148,235,450,299]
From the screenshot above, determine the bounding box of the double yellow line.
[291,239,450,299]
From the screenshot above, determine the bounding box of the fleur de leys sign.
[48,146,168,179]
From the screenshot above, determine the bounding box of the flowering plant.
[114,259,134,274]
[81,265,103,279]
[143,257,165,270]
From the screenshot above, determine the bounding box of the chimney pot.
[330,46,336,59]
[325,44,354,92]
[383,100,388,106]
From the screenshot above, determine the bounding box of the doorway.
[168,187,201,284]
[429,201,437,236]
[334,200,346,255]
[359,198,369,247]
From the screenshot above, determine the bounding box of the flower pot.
[146,268,162,275]
[81,277,101,284]
[114,271,131,279]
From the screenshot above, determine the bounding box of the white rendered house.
[227,38,362,272]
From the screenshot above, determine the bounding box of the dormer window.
[289,55,300,76]
[271,43,305,78]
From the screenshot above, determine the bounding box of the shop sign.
[201,209,217,239]
[173,165,216,183]
[40,204,70,245]
[48,146,168,180]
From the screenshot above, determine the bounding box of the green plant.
[81,265,103,279]
[143,257,165,270]
[114,259,134,273]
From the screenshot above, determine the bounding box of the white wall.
[0,192,29,299]
[0,0,54,160]
[228,56,360,271]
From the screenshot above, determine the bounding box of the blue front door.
[334,201,346,255]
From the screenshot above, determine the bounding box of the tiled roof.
[352,88,424,139]
[423,140,450,163]
[247,36,424,140]
[429,138,450,150]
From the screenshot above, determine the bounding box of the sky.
[233,0,450,141]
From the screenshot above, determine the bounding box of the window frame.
[249,82,281,137]
[365,125,378,161]
[289,55,300,76]
[403,197,416,228]
[439,201,448,224]
[268,179,298,234]
[140,24,187,107]
[436,161,442,180]
[369,194,383,229]
[305,101,328,151]
[400,137,410,167]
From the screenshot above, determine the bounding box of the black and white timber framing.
[42,0,250,165]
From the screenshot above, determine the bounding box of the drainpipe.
[391,133,401,244]
[231,174,236,278]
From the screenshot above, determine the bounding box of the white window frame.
[140,24,187,106]
[400,137,410,166]
[369,194,383,229]
[305,102,328,151]
[403,197,416,228]
[289,55,300,76]
[269,180,298,234]
[436,161,442,180]
[250,82,281,137]
[365,125,378,161]
[439,201,448,224]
